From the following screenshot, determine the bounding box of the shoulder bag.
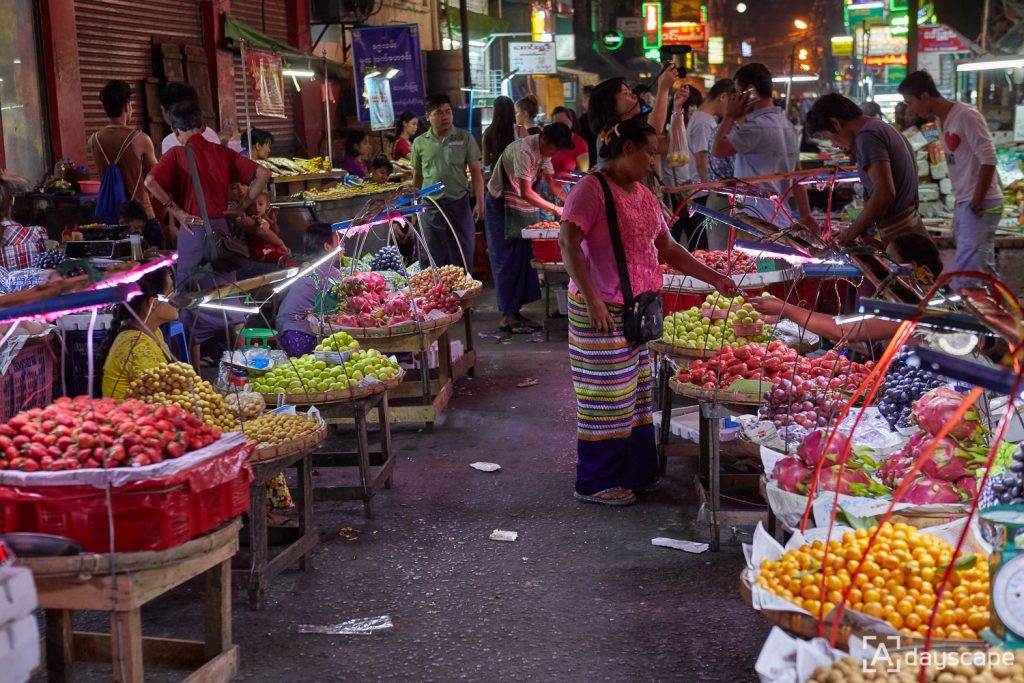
[184,144,251,272]
[593,172,663,345]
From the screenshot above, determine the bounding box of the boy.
[275,223,342,358]
[118,200,164,250]
[369,155,393,185]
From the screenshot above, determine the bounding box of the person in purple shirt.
[340,130,371,178]
[276,222,342,357]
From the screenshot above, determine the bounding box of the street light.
[793,19,808,30]
[736,2,747,13]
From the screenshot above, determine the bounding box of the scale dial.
[992,554,1024,639]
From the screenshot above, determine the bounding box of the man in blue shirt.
[712,63,817,232]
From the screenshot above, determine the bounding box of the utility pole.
[459,0,471,86]
[907,0,918,73]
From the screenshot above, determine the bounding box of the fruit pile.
[983,445,1024,506]
[771,429,885,496]
[299,182,403,201]
[526,220,560,231]
[661,302,770,350]
[680,342,872,391]
[691,249,755,275]
[315,330,360,352]
[125,363,237,431]
[32,249,67,269]
[409,266,478,296]
[369,245,404,272]
[240,413,320,447]
[878,358,946,429]
[0,396,221,470]
[250,349,401,395]
[877,388,987,504]
[809,648,1022,682]
[417,283,460,316]
[756,521,991,640]
[330,272,415,328]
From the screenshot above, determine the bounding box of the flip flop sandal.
[574,488,637,506]
[500,324,534,335]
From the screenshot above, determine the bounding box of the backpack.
[91,129,140,225]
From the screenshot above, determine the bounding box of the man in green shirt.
[411,93,485,270]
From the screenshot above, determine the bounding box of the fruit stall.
[522,222,570,340]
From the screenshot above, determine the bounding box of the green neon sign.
[602,30,624,50]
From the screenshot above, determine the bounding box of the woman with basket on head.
[558,118,739,506]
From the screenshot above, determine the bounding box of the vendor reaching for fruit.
[750,294,901,344]
[99,264,179,400]
[558,117,739,507]
[276,222,342,357]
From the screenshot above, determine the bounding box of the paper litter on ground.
[470,462,501,472]
[651,537,709,553]
[298,616,394,635]
[516,378,539,388]
[490,529,518,542]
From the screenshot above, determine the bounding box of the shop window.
[0,0,50,183]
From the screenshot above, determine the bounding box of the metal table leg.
[657,354,673,475]
[700,400,726,552]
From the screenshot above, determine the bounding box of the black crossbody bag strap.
[594,172,634,308]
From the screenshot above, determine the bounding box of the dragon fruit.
[816,466,872,495]
[955,476,979,500]
[919,438,972,482]
[357,312,379,328]
[334,313,359,327]
[912,388,982,441]
[797,429,852,467]
[341,275,366,296]
[346,295,369,313]
[903,476,961,505]
[877,453,915,488]
[772,456,811,493]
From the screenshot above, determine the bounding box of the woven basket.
[249,421,328,463]
[259,369,405,406]
[668,377,766,406]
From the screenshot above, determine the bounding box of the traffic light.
[642,2,662,52]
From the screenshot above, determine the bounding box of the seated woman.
[276,222,342,358]
[100,265,179,400]
[340,130,371,178]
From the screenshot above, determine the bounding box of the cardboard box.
[0,341,53,422]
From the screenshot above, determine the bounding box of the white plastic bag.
[665,111,690,170]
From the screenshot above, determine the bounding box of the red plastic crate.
[2,444,253,552]
[531,239,562,263]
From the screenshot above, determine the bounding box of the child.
[369,155,393,184]
[275,223,342,357]
[118,200,165,250]
[241,192,290,264]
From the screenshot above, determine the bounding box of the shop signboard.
[509,42,557,75]
[351,25,426,124]
[845,0,886,28]
[662,21,706,48]
[856,26,906,57]
[708,36,724,64]
[616,17,644,38]
[243,49,287,118]
[919,24,974,53]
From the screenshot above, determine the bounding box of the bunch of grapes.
[877,359,946,429]
[370,245,404,272]
[418,284,460,316]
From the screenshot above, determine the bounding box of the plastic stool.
[162,321,190,364]
[239,327,277,348]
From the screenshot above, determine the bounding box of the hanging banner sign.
[351,25,426,125]
[509,42,557,75]
[661,22,707,48]
[366,77,395,132]
[918,24,974,53]
[244,49,287,118]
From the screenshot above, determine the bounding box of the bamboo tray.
[258,370,405,406]
[248,421,328,463]
[647,340,720,360]
[668,377,767,405]
[740,569,981,650]
[456,284,484,308]
[314,309,463,339]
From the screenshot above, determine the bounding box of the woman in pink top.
[558,118,738,506]
[549,107,590,174]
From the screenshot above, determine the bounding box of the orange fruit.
[967,612,988,631]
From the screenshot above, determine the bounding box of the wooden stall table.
[320,316,460,427]
[22,518,241,683]
[668,379,768,551]
[531,260,570,341]
[452,286,483,380]
[236,430,325,610]
[312,391,395,518]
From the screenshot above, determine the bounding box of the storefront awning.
[445,7,508,40]
[223,15,348,81]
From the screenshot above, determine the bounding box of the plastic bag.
[665,111,691,170]
[224,391,265,420]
